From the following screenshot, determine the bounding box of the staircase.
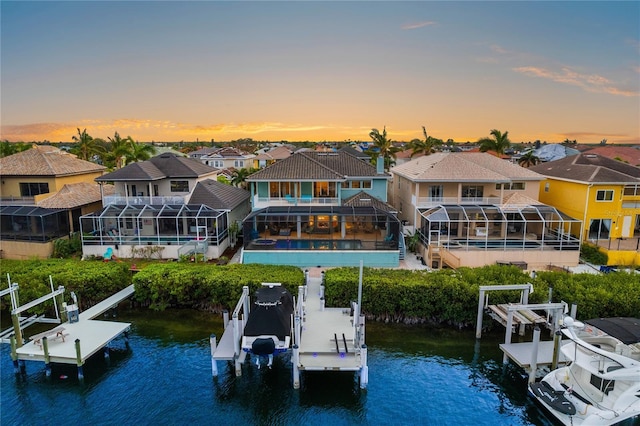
[178,240,209,259]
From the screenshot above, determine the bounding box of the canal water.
[1,308,554,425]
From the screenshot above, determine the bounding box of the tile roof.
[96,152,218,181]
[202,147,253,158]
[0,145,105,176]
[253,145,292,161]
[247,151,388,181]
[37,182,114,209]
[579,146,640,167]
[342,191,396,213]
[391,152,543,182]
[187,179,250,210]
[528,153,640,183]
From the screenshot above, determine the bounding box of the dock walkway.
[297,269,363,371]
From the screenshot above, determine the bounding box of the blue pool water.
[274,239,363,250]
[1,309,552,426]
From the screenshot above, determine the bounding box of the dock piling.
[529,327,540,383]
[223,310,229,329]
[360,344,368,389]
[292,344,300,389]
[74,338,84,382]
[210,334,218,377]
[43,336,51,377]
[10,334,19,374]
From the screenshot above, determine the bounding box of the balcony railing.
[0,196,35,206]
[103,195,187,206]
[415,196,501,207]
[252,195,340,209]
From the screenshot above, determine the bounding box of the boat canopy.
[585,317,640,345]
[244,286,294,341]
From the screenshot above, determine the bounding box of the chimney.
[377,156,384,174]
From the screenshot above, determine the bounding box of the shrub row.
[1,260,637,328]
[324,265,640,327]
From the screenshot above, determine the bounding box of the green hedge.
[324,265,640,326]
[1,260,637,328]
[0,259,131,313]
[132,263,304,310]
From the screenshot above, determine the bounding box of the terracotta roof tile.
[37,182,114,209]
[0,145,105,176]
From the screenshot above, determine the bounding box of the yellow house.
[0,145,110,259]
[530,153,640,266]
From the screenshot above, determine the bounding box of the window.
[498,182,525,190]
[234,160,244,168]
[170,181,189,192]
[429,185,443,200]
[19,182,49,197]
[462,185,483,199]
[362,180,372,189]
[544,182,550,192]
[596,190,614,201]
[342,180,371,189]
[210,160,223,168]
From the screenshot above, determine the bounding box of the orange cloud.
[513,66,638,97]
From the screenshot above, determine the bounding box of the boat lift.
[1,274,66,346]
[211,263,369,389]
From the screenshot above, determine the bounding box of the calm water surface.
[1,308,554,425]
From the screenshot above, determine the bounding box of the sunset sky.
[1,1,638,144]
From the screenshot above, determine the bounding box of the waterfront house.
[80,153,232,260]
[529,153,640,266]
[389,152,582,270]
[0,145,110,259]
[252,145,292,169]
[242,150,402,267]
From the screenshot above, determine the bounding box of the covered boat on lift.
[241,283,293,366]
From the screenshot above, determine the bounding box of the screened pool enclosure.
[0,205,70,242]
[80,204,229,259]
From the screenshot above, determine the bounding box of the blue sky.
[1,1,638,144]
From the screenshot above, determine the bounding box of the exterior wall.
[3,172,105,198]
[0,240,54,260]
[242,249,399,268]
[538,179,639,241]
[431,246,579,271]
[392,175,416,225]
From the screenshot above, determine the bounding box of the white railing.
[252,196,340,209]
[103,195,187,205]
[415,196,501,207]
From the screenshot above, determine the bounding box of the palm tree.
[368,126,400,170]
[106,132,135,169]
[408,126,443,158]
[517,150,541,168]
[231,167,256,189]
[477,129,511,156]
[71,128,104,161]
[125,140,155,164]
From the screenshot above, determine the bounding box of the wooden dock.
[14,285,134,367]
[499,340,568,370]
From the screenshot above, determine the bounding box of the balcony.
[415,196,501,208]
[0,196,35,206]
[252,195,340,209]
[103,195,187,206]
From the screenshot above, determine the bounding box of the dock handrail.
[232,286,250,357]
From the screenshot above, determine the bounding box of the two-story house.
[252,145,292,169]
[81,153,247,260]
[0,145,110,259]
[198,147,256,170]
[529,153,640,266]
[390,152,582,270]
[241,151,402,267]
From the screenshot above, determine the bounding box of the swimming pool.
[273,239,363,250]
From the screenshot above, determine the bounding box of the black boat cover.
[244,286,294,341]
[585,317,640,345]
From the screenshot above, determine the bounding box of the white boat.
[529,317,640,425]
